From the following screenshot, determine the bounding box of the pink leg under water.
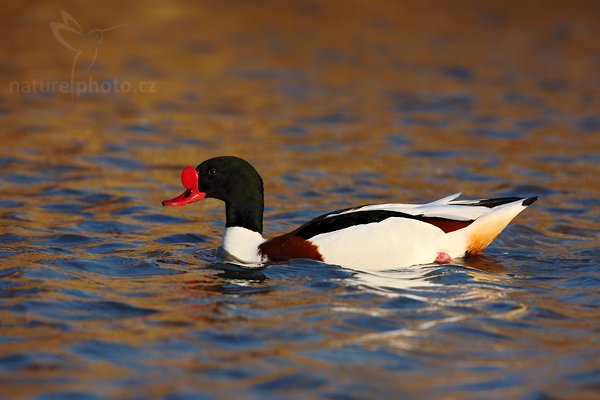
[435,252,452,264]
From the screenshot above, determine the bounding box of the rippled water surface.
[1,1,599,398]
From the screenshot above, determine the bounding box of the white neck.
[221,227,266,265]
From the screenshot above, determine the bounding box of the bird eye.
[208,168,217,176]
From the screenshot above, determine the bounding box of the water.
[1,1,599,398]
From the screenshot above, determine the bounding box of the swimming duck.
[162,156,537,269]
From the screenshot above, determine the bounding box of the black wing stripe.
[295,210,473,240]
[453,197,523,208]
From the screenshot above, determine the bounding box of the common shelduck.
[162,156,537,269]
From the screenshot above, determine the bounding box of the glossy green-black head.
[196,156,263,202]
[162,156,264,233]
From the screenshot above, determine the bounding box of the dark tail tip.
[522,196,538,206]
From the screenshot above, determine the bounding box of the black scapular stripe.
[295,209,472,240]
[454,197,522,208]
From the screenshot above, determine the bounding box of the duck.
[162,156,537,270]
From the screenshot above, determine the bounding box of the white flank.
[310,217,462,270]
[221,227,266,264]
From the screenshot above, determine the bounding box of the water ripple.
[0,2,598,398]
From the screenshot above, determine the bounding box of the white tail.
[464,197,537,254]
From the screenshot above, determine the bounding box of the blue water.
[1,1,600,399]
